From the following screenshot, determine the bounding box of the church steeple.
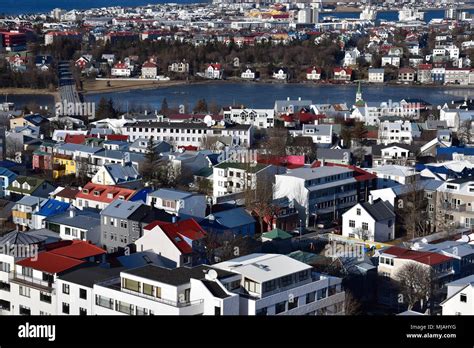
[355,81,365,107]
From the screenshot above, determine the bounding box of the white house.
[147,188,207,218]
[222,107,274,129]
[111,61,132,77]
[205,63,223,79]
[141,61,158,79]
[441,275,474,315]
[342,197,395,242]
[306,67,321,81]
[241,68,256,80]
[368,68,384,83]
[273,69,288,80]
[289,124,333,147]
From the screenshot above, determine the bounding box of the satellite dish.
[207,269,218,280]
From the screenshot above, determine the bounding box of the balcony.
[9,272,54,292]
[98,278,204,308]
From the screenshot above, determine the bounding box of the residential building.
[368,68,384,83]
[274,163,376,226]
[135,218,206,267]
[74,183,136,210]
[222,107,274,129]
[147,189,206,218]
[306,67,321,81]
[342,197,395,242]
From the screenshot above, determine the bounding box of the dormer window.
[13,181,20,188]
[22,183,30,190]
[118,195,125,200]
[107,193,113,199]
[82,189,89,194]
[94,191,100,196]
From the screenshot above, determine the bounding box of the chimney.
[172,215,177,224]
[69,209,75,218]
[321,158,325,166]
[369,195,373,204]
[287,97,290,101]
[298,97,301,101]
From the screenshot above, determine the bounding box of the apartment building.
[213,254,345,315]
[222,107,275,129]
[378,120,421,145]
[289,124,333,147]
[371,143,418,167]
[121,121,253,149]
[212,162,282,199]
[274,163,376,226]
[12,196,46,231]
[435,178,474,230]
[4,241,105,315]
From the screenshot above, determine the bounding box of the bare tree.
[344,291,362,315]
[396,262,433,311]
[435,190,456,233]
[458,119,473,145]
[399,177,430,239]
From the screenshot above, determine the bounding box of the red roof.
[144,219,206,254]
[208,63,222,70]
[76,183,136,203]
[257,154,305,169]
[113,62,128,69]
[306,66,321,74]
[47,240,106,259]
[383,246,453,266]
[105,134,128,141]
[142,61,157,68]
[178,145,199,151]
[55,187,79,199]
[418,63,433,70]
[17,252,85,274]
[334,67,352,75]
[65,134,86,144]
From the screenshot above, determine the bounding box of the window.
[120,220,128,229]
[263,280,277,292]
[40,292,51,303]
[63,283,70,294]
[288,297,298,310]
[62,303,70,314]
[461,294,467,303]
[281,275,293,287]
[19,286,30,298]
[244,278,258,293]
[21,267,33,277]
[79,307,87,316]
[0,261,10,273]
[122,278,140,292]
[79,288,87,300]
[298,270,309,281]
[256,307,267,316]
[275,301,286,314]
[349,220,355,228]
[356,208,361,215]
[317,288,327,300]
[143,283,154,296]
[306,292,316,303]
[362,222,369,231]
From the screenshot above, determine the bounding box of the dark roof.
[371,143,419,156]
[128,204,174,224]
[361,199,395,221]
[201,279,230,298]
[59,264,125,288]
[124,264,235,286]
[125,121,251,131]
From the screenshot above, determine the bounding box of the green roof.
[287,250,321,264]
[262,228,293,240]
[7,176,46,194]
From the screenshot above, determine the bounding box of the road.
[58,61,82,109]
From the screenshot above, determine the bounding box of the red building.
[0,31,27,52]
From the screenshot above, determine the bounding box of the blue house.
[199,207,256,236]
[0,167,17,198]
[33,198,70,229]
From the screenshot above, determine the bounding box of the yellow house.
[52,154,76,179]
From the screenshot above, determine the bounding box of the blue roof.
[129,187,153,202]
[103,163,141,183]
[36,199,70,217]
[0,160,19,169]
[0,167,17,182]
[203,207,255,229]
[437,147,474,159]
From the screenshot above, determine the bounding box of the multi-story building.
[100,199,173,253]
[371,143,418,167]
[213,253,345,315]
[74,183,136,210]
[212,162,282,199]
[121,121,253,149]
[12,196,47,231]
[378,120,421,145]
[274,163,376,226]
[222,107,275,129]
[289,124,333,147]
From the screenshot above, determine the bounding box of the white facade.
[222,108,274,129]
[289,124,332,146]
[122,122,253,149]
[342,200,395,242]
[378,120,421,145]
